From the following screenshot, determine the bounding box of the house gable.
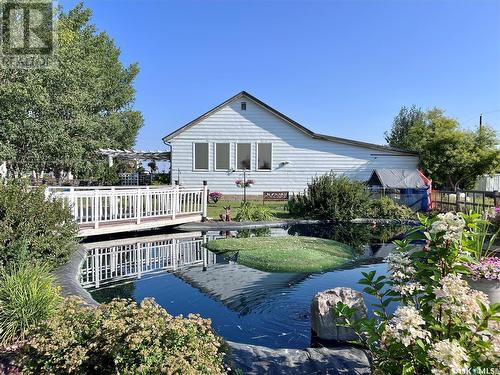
[163,91,417,157]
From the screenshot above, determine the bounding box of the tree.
[385,107,500,189]
[384,105,425,151]
[0,3,143,181]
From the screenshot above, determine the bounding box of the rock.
[227,341,370,375]
[311,287,367,342]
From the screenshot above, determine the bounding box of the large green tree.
[0,3,143,180]
[384,105,425,151]
[386,107,499,189]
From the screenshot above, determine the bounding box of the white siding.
[169,98,419,194]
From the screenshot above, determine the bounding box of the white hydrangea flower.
[393,282,425,297]
[428,212,465,244]
[385,251,416,283]
[432,274,489,326]
[429,339,468,375]
[382,306,430,347]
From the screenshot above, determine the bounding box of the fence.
[47,183,208,230]
[431,189,499,213]
[81,234,217,288]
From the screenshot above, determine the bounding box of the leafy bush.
[22,297,228,374]
[236,202,273,221]
[334,212,500,374]
[288,172,370,221]
[0,263,61,345]
[0,179,78,268]
[367,196,414,219]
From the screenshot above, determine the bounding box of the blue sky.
[61,0,500,150]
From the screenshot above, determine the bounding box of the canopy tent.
[368,169,427,189]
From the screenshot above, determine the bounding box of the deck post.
[94,190,100,229]
[136,242,142,278]
[69,187,76,218]
[202,180,208,221]
[93,249,100,288]
[494,191,499,208]
[172,181,179,219]
[202,232,208,271]
[136,189,141,224]
[455,188,461,212]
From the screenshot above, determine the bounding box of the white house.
[163,91,419,195]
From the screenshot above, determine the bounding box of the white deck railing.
[81,234,217,288]
[47,184,208,229]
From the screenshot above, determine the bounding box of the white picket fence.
[81,235,217,288]
[47,184,208,229]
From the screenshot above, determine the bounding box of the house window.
[236,143,251,170]
[215,143,230,170]
[257,143,272,170]
[194,143,209,170]
[241,102,247,110]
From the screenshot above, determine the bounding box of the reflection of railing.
[47,184,208,230]
[81,234,217,288]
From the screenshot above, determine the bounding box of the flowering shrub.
[467,257,500,281]
[334,212,500,374]
[235,179,254,188]
[209,191,222,203]
[22,297,228,374]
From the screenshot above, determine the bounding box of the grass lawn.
[205,236,355,273]
[207,200,291,221]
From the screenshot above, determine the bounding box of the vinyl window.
[236,143,251,170]
[215,143,230,170]
[193,143,209,170]
[257,143,272,170]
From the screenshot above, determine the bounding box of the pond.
[82,223,411,349]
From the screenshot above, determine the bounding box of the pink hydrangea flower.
[467,257,500,281]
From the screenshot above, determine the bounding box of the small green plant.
[0,179,78,269]
[236,202,273,221]
[368,196,414,220]
[0,263,61,345]
[288,172,370,221]
[22,297,228,374]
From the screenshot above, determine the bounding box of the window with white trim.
[215,143,230,170]
[236,143,251,170]
[194,143,209,170]
[257,143,272,170]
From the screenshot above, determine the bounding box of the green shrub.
[0,179,78,268]
[367,196,414,219]
[236,202,273,221]
[288,172,370,221]
[0,263,61,345]
[22,297,228,374]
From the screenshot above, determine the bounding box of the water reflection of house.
[175,264,308,315]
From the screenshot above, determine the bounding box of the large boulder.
[311,287,367,342]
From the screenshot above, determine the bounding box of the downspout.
[162,137,173,185]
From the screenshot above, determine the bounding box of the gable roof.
[162,91,418,156]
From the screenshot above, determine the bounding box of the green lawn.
[207,200,291,221]
[205,236,355,273]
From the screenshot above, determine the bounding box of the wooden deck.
[47,184,208,237]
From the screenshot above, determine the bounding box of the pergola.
[97,149,171,167]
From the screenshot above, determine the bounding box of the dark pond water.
[84,223,410,349]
